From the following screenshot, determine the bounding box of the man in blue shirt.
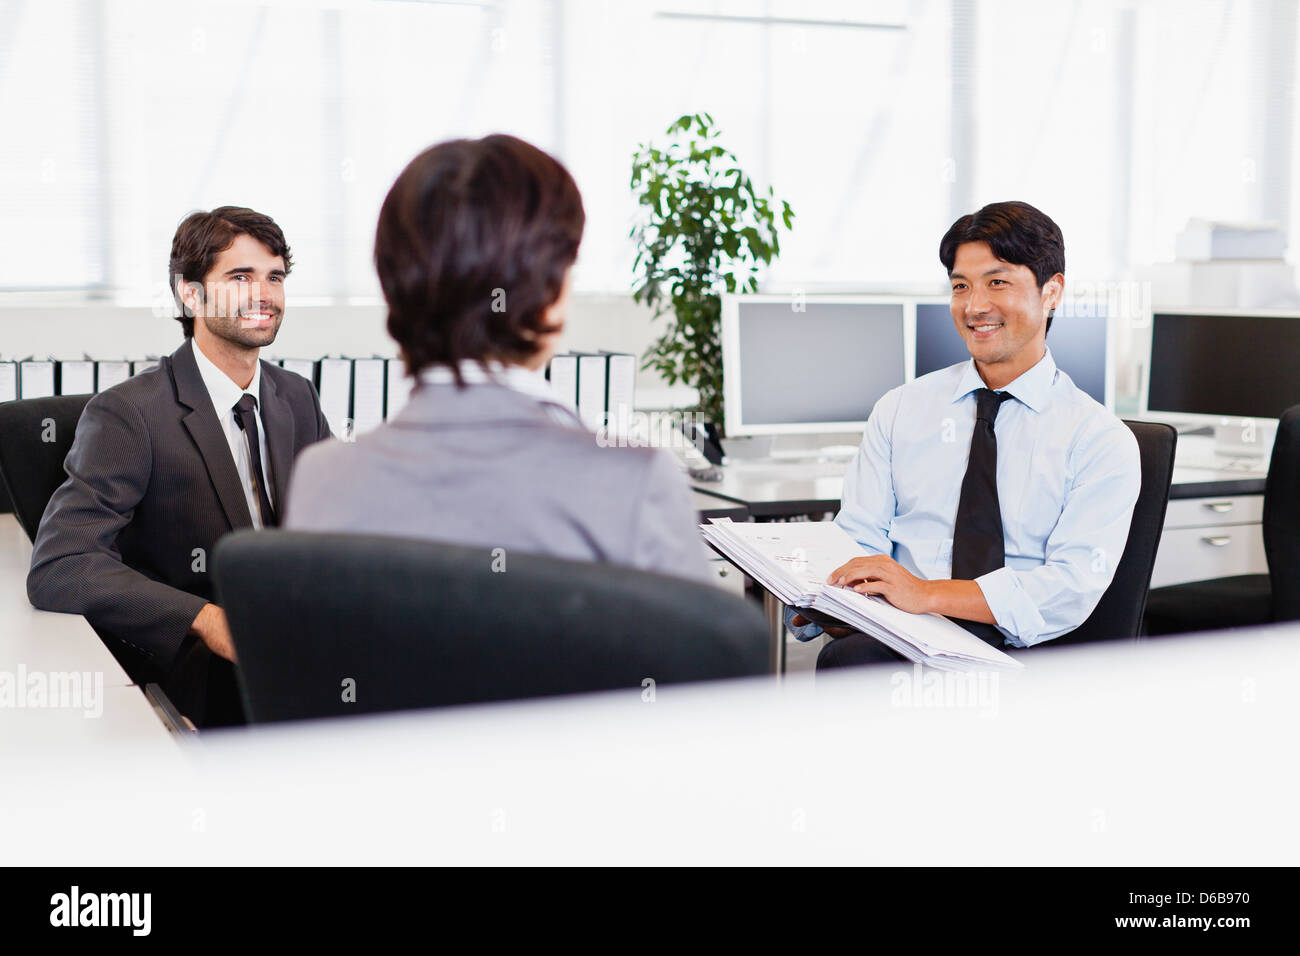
[789,201,1140,666]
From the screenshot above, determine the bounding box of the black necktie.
[950,388,1013,645]
[233,393,277,527]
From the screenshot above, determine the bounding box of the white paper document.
[279,358,316,383]
[547,353,578,412]
[59,360,96,395]
[386,358,412,419]
[318,358,353,437]
[575,353,607,431]
[95,361,130,391]
[701,518,1022,672]
[19,361,56,398]
[0,363,16,403]
[351,358,385,435]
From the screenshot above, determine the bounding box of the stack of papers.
[700,518,864,606]
[701,519,1022,672]
[812,586,1021,672]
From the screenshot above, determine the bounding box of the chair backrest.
[0,394,93,541]
[213,530,770,723]
[1264,405,1300,621]
[1051,420,1177,645]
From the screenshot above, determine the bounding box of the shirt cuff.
[782,603,824,642]
[973,567,1046,648]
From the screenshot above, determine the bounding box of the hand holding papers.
[700,519,1022,672]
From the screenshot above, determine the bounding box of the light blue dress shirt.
[790,348,1140,648]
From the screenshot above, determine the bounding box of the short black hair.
[169,206,292,337]
[375,134,585,381]
[939,200,1064,333]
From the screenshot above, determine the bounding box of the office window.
[0,0,107,290]
[0,0,1296,301]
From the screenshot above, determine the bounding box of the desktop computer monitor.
[1144,310,1300,421]
[914,299,1112,408]
[720,295,908,436]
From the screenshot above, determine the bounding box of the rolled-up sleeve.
[975,420,1141,647]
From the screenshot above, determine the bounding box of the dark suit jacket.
[27,338,331,669]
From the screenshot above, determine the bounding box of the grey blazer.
[27,338,332,667]
[285,381,711,583]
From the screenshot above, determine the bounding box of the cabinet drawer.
[1149,525,1268,589]
[710,558,747,597]
[1164,496,1264,529]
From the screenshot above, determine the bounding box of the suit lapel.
[259,366,295,510]
[171,339,253,529]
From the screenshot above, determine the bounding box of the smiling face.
[948,240,1061,387]
[182,233,287,352]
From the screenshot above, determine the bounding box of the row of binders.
[0,359,156,400]
[545,351,636,433]
[1,352,637,438]
[0,357,410,437]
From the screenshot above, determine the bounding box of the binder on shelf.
[351,358,385,435]
[0,362,17,403]
[130,360,158,377]
[574,353,607,431]
[546,353,579,414]
[18,360,56,399]
[278,358,317,384]
[95,361,131,392]
[602,351,637,435]
[386,358,413,419]
[317,357,353,437]
[58,360,96,395]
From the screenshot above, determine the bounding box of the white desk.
[0,514,134,687]
[0,513,180,746]
[0,683,177,747]
[2,622,1296,864]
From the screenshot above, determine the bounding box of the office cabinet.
[1150,494,1268,588]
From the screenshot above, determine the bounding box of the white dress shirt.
[832,347,1141,647]
[192,340,274,529]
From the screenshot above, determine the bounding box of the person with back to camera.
[285,134,711,584]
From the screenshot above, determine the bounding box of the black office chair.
[0,394,92,541]
[213,531,770,723]
[1144,404,1300,633]
[0,392,166,685]
[1048,420,1178,646]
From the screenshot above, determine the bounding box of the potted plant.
[630,113,794,431]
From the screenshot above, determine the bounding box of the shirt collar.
[950,347,1057,414]
[419,359,575,412]
[192,337,261,417]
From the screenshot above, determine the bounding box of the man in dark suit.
[27,206,332,727]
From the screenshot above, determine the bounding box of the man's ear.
[1042,273,1065,315]
[176,276,203,318]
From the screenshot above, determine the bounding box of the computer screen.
[915,299,1111,408]
[1146,311,1300,420]
[721,295,908,436]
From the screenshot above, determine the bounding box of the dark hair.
[168,206,292,337]
[939,200,1064,333]
[375,134,585,380]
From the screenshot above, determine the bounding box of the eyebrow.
[223,266,287,277]
[949,267,1011,281]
